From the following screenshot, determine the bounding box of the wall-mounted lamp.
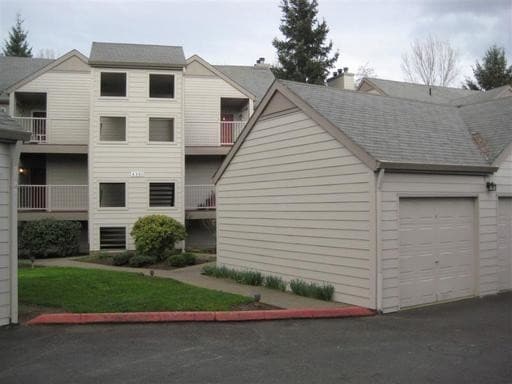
[18,167,26,175]
[486,181,497,192]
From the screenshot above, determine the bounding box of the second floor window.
[101,72,126,97]
[149,74,174,98]
[100,116,126,141]
[149,118,174,142]
[99,183,126,207]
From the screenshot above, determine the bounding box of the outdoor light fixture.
[486,181,497,192]
[18,167,25,174]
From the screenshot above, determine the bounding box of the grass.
[19,267,253,313]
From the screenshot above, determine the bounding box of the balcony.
[185,184,216,210]
[18,185,88,211]
[185,121,246,147]
[12,117,89,146]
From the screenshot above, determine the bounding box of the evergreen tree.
[464,45,512,90]
[3,14,32,57]
[272,0,339,84]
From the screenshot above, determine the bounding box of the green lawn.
[19,267,252,313]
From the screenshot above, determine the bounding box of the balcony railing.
[12,117,89,145]
[185,121,246,146]
[185,185,216,210]
[18,185,88,211]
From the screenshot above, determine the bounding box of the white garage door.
[0,143,11,326]
[498,198,512,291]
[399,198,476,308]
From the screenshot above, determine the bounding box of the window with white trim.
[101,72,126,97]
[100,116,126,141]
[149,118,174,142]
[149,182,175,207]
[149,74,174,98]
[100,227,126,249]
[99,183,126,207]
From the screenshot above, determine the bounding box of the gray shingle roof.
[89,42,186,68]
[214,65,274,104]
[365,77,477,104]
[281,80,494,167]
[451,85,512,106]
[0,111,31,141]
[0,56,54,102]
[458,97,512,162]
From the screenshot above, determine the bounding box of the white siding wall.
[14,58,91,145]
[89,68,185,251]
[184,75,248,146]
[380,173,498,312]
[496,150,512,195]
[216,110,375,308]
[0,144,11,325]
[185,156,223,184]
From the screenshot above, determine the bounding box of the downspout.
[9,141,21,324]
[375,168,385,312]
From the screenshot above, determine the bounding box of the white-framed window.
[100,72,127,97]
[99,227,126,250]
[149,117,174,142]
[100,116,126,141]
[99,183,126,207]
[149,182,175,207]
[149,74,174,98]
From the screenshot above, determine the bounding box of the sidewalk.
[34,257,348,309]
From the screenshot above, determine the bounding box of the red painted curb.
[26,306,376,325]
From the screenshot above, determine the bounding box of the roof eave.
[378,161,498,175]
[88,61,185,69]
[0,127,31,142]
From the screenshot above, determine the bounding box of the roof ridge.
[365,77,477,92]
[92,41,183,49]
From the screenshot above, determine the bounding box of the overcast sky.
[1,0,511,86]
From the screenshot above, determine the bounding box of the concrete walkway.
[34,257,347,309]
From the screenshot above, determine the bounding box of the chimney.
[255,57,270,69]
[327,67,355,90]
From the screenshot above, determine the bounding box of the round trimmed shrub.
[130,215,186,261]
[167,252,196,267]
[128,254,157,268]
[19,219,81,258]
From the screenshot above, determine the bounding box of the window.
[149,182,175,207]
[99,183,125,207]
[100,227,126,249]
[100,72,126,97]
[149,118,174,142]
[100,116,126,141]
[149,74,174,98]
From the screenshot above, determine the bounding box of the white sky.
[1,0,511,86]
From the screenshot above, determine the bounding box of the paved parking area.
[1,292,511,384]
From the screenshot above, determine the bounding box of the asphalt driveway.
[1,293,511,384]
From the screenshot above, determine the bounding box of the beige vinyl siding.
[46,154,87,185]
[14,58,90,145]
[0,144,11,325]
[380,173,498,312]
[89,68,184,251]
[185,156,223,185]
[496,150,512,195]
[184,75,248,146]
[216,110,374,308]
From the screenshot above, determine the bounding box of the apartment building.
[1,42,274,252]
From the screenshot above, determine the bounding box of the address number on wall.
[129,171,145,177]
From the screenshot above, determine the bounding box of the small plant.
[128,254,157,268]
[264,275,287,291]
[289,279,334,301]
[167,252,197,268]
[112,251,132,266]
[95,252,112,260]
[201,265,263,286]
[235,270,263,286]
[202,265,231,279]
[131,215,187,261]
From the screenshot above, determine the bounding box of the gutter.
[9,141,21,324]
[377,161,497,175]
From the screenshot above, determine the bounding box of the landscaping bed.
[19,267,255,316]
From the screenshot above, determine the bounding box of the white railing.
[185,185,216,210]
[12,117,89,145]
[18,185,88,211]
[13,117,47,143]
[185,121,246,146]
[220,121,246,145]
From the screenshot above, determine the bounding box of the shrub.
[128,254,157,268]
[130,215,186,260]
[19,219,81,258]
[202,264,231,278]
[289,279,335,301]
[264,275,287,291]
[167,252,196,268]
[112,251,133,266]
[201,265,263,286]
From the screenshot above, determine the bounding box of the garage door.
[498,198,512,291]
[399,198,476,308]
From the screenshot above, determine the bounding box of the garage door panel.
[399,198,475,308]
[498,198,512,291]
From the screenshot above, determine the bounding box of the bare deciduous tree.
[355,62,377,87]
[36,48,55,59]
[401,35,459,86]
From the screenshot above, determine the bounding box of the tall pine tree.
[272,0,339,84]
[3,14,32,57]
[465,45,512,90]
